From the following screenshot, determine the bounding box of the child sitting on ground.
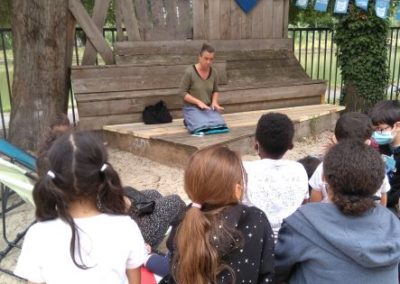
[297,155,322,198]
[309,112,390,206]
[275,139,400,284]
[15,131,146,284]
[159,146,275,283]
[369,100,400,212]
[243,112,309,239]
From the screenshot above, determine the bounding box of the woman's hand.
[211,102,224,112]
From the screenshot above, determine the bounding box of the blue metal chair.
[0,139,37,278]
[0,157,35,278]
[0,139,37,172]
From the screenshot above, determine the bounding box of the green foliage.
[335,1,389,110]
[0,0,11,28]
[289,0,337,27]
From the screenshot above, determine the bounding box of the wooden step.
[103,104,345,168]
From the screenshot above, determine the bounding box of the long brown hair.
[172,146,245,284]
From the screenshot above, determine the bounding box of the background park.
[0,0,400,282]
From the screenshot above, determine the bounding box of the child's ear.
[288,142,294,150]
[365,139,371,146]
[331,135,338,144]
[235,183,243,201]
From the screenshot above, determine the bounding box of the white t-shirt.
[243,159,309,237]
[309,162,391,202]
[15,214,147,284]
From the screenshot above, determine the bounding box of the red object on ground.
[141,266,157,284]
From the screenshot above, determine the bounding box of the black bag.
[142,100,173,124]
[124,186,156,216]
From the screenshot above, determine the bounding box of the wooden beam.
[193,0,205,39]
[120,0,141,40]
[81,0,112,65]
[115,0,125,41]
[68,0,114,64]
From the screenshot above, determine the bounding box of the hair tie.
[100,164,108,172]
[192,202,202,209]
[47,170,56,179]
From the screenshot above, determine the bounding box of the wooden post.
[69,0,115,65]
[81,0,112,65]
[120,0,141,41]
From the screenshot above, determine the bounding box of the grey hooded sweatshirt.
[275,203,400,284]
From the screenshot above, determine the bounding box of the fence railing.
[2,26,400,137]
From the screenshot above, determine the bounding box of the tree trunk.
[342,81,366,112]
[9,0,75,150]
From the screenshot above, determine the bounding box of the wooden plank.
[208,0,222,39]
[81,0,111,65]
[73,79,324,103]
[165,0,178,38]
[251,0,263,39]
[241,4,252,39]
[115,54,198,65]
[115,0,125,41]
[103,105,344,167]
[73,75,181,93]
[71,61,227,84]
[203,0,210,39]
[272,0,284,38]
[262,0,273,38]
[193,0,205,39]
[177,0,192,39]
[77,95,182,116]
[78,109,182,130]
[68,0,114,64]
[219,0,230,39]
[75,81,326,117]
[283,0,289,38]
[230,0,242,39]
[135,0,149,40]
[149,0,164,27]
[104,104,343,135]
[121,0,141,40]
[113,39,293,55]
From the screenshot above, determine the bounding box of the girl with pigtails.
[14,131,147,284]
[160,146,275,284]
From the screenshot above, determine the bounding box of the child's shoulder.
[226,204,270,227]
[244,158,303,169]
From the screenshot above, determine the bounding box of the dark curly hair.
[334,112,372,142]
[369,100,400,127]
[255,112,294,158]
[323,139,385,216]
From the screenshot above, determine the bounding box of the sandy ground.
[0,131,332,283]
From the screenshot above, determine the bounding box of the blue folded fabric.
[183,106,229,135]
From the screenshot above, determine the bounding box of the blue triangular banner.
[296,0,308,9]
[314,0,329,12]
[355,0,368,11]
[235,0,259,13]
[375,0,390,19]
[334,0,349,13]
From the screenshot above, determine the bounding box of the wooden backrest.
[71,39,326,130]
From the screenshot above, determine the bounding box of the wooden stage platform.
[103,104,344,168]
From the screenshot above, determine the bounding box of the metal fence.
[1,26,400,137]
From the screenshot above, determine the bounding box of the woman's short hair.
[200,43,215,55]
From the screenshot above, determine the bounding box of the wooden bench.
[71,39,326,130]
[103,104,345,168]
